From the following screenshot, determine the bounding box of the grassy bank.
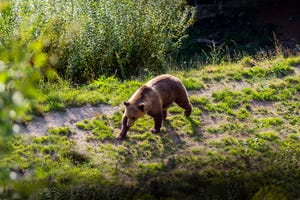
[1,55,300,199]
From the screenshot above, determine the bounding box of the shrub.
[1,0,195,83]
[0,2,44,159]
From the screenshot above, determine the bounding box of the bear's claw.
[116,134,126,140]
[150,128,160,133]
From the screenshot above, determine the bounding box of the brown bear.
[116,74,192,139]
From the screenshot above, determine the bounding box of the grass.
[76,116,115,141]
[1,55,300,199]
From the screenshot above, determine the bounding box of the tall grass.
[0,0,195,83]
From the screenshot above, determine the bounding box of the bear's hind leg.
[184,103,192,117]
[175,98,192,117]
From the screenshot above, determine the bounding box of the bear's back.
[146,74,187,107]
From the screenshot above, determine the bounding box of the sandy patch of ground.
[21,104,120,136]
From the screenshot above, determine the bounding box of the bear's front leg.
[150,113,163,133]
[116,115,129,139]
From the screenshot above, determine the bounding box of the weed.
[253,117,284,128]
[88,117,114,141]
[63,151,90,166]
[237,108,251,120]
[75,119,92,130]
[245,137,269,152]
[138,162,164,175]
[202,75,213,83]
[253,88,278,101]
[182,77,204,90]
[272,62,294,78]
[288,134,300,141]
[49,127,73,137]
[190,96,210,106]
[212,89,247,109]
[212,73,225,81]
[207,127,223,135]
[256,132,280,142]
[240,56,256,68]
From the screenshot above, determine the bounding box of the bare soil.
[21,104,120,136]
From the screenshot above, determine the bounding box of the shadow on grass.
[187,116,203,140]
[30,168,300,200]
[163,119,185,147]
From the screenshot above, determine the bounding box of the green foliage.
[190,96,210,106]
[138,162,164,175]
[1,135,109,199]
[237,108,251,120]
[182,77,204,90]
[256,132,280,142]
[76,116,114,141]
[202,43,228,65]
[253,117,284,128]
[91,76,142,106]
[240,56,256,68]
[253,88,278,101]
[32,76,142,115]
[49,126,73,137]
[1,0,195,83]
[286,56,300,66]
[289,134,300,141]
[0,2,44,161]
[245,137,269,152]
[252,186,288,200]
[212,89,248,108]
[272,62,294,78]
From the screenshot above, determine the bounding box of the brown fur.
[116,74,192,139]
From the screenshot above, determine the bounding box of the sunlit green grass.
[3,55,300,199]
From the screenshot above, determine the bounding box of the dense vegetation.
[0,0,194,83]
[1,0,300,199]
[0,0,45,158]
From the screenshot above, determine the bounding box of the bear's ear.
[123,101,130,106]
[138,103,145,112]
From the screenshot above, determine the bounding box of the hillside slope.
[2,56,300,199]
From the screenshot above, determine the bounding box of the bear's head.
[123,101,145,127]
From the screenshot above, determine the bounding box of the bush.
[0,1,44,182]
[0,5,42,134]
[1,0,195,83]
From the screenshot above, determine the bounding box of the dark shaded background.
[182,0,300,59]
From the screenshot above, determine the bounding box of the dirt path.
[189,80,253,98]
[21,104,120,136]
[21,65,299,141]
[21,81,251,136]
